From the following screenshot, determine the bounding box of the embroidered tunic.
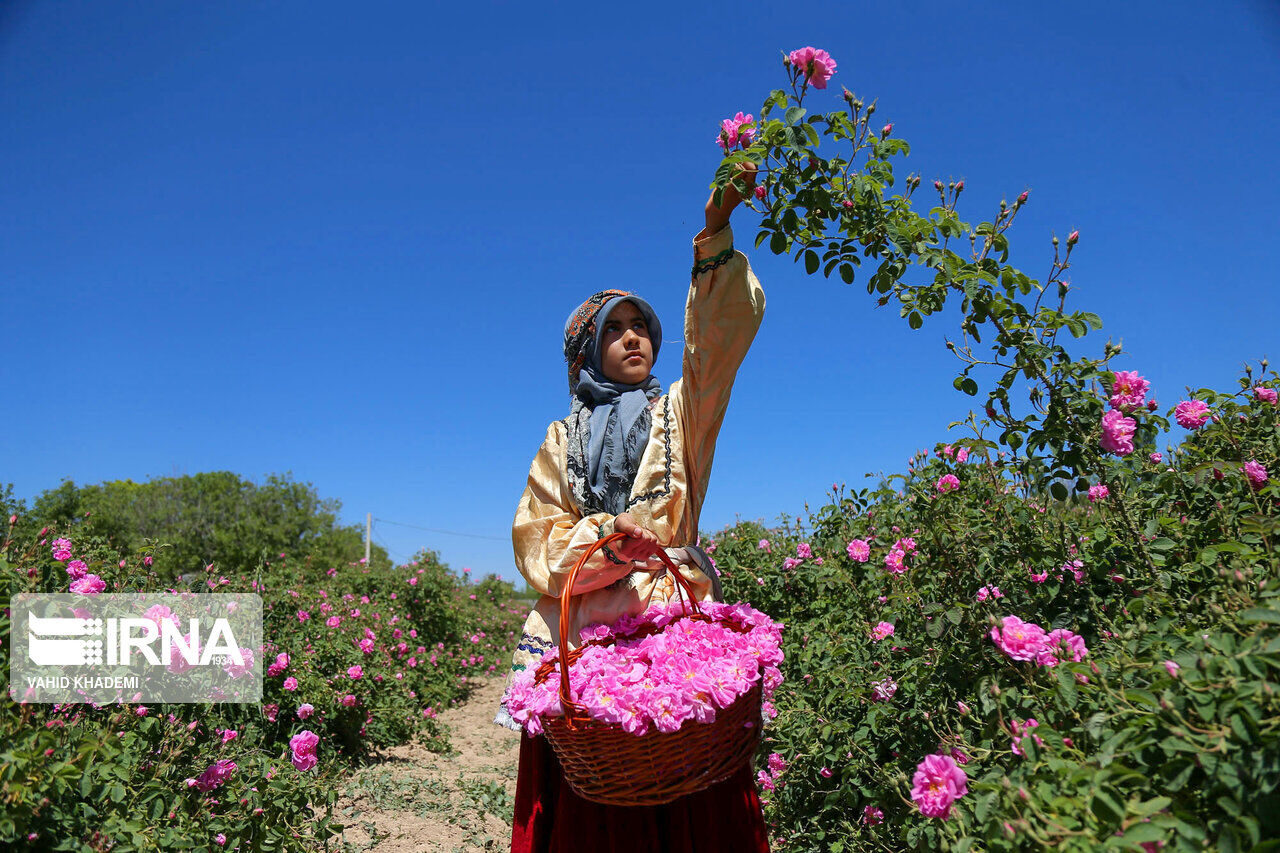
[495,223,765,730]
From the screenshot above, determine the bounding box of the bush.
[0,481,528,852]
[698,46,1280,851]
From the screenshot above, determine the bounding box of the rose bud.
[1067,230,1079,245]
[934,180,944,192]
[955,180,964,192]
[754,185,766,200]
[1147,399,1158,411]
[881,123,893,137]
[1018,190,1029,205]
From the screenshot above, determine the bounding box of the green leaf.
[909,311,923,330]
[839,263,855,284]
[1092,787,1125,823]
[770,231,787,255]
[1136,796,1173,817]
[805,250,819,274]
[1239,608,1280,624]
[785,106,807,125]
[1050,482,1068,501]
[1121,823,1168,844]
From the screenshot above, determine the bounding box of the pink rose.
[70,574,106,595]
[1243,460,1268,490]
[1038,628,1088,666]
[956,447,969,463]
[871,621,894,641]
[1108,370,1150,412]
[871,677,897,702]
[347,665,363,679]
[1164,660,1180,678]
[990,615,1048,662]
[289,730,320,772]
[1255,386,1278,405]
[1088,484,1110,502]
[787,46,837,89]
[297,703,314,720]
[193,759,237,792]
[910,753,968,818]
[717,111,756,152]
[846,539,870,562]
[863,805,884,825]
[282,676,298,691]
[936,474,960,493]
[1100,409,1136,456]
[1174,399,1211,429]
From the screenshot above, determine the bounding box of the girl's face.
[598,300,653,384]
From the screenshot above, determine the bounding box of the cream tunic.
[494,223,765,730]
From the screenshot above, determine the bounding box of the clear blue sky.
[3,1,1278,584]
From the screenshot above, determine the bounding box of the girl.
[497,166,769,853]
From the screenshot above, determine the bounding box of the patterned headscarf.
[561,290,664,516]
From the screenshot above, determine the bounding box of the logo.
[10,594,262,704]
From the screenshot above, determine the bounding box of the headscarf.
[562,290,664,516]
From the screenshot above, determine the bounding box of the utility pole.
[365,513,371,565]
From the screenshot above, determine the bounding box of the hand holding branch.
[697,162,758,241]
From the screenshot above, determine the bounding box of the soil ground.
[331,675,521,853]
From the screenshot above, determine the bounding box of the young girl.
[496,166,769,852]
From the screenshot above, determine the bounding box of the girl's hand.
[614,512,659,562]
[701,162,758,238]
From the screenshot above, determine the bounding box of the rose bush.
[698,49,1280,851]
[0,499,527,851]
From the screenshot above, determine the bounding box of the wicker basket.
[532,532,764,806]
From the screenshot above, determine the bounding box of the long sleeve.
[674,223,766,522]
[511,422,635,599]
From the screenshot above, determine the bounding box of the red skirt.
[510,731,771,852]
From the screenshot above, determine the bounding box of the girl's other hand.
[614,512,659,562]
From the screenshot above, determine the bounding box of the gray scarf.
[561,293,663,516]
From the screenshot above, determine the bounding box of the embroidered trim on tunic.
[692,246,734,278]
[627,395,673,507]
[516,634,552,653]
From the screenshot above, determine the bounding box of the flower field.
[0,499,527,851]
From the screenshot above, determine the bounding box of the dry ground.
[331,675,521,853]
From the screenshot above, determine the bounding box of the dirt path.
[332,675,521,852]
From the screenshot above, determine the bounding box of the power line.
[372,516,508,543]
[370,527,411,564]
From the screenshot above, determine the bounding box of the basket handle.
[554,532,705,719]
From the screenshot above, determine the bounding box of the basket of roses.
[505,532,784,806]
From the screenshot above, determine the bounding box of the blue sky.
[3,1,1278,584]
